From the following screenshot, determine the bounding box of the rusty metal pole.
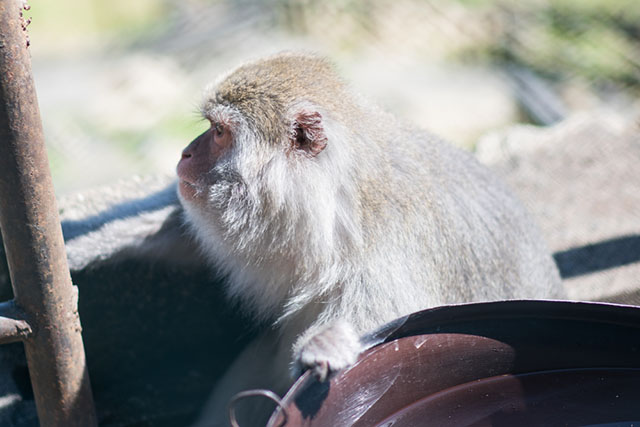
[0,1,98,426]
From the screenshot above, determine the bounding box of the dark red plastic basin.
[268,300,640,426]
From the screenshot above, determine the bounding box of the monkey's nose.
[181,151,192,160]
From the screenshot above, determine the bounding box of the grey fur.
[181,53,563,426]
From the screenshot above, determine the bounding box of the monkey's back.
[350,124,562,330]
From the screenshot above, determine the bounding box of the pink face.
[176,123,232,201]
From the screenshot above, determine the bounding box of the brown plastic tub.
[268,300,640,426]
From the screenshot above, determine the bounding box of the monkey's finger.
[312,360,329,382]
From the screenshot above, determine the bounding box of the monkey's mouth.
[178,179,200,200]
[179,178,195,188]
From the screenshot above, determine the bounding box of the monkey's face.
[177,122,233,202]
[176,95,333,216]
[176,103,288,255]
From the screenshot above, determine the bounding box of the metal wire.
[228,389,288,427]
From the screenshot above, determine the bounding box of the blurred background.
[26,0,640,195]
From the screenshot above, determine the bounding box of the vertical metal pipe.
[0,1,98,426]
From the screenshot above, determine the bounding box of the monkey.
[176,52,564,426]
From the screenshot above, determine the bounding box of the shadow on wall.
[554,234,640,279]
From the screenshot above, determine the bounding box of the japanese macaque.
[177,52,563,425]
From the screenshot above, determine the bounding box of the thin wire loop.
[228,389,288,427]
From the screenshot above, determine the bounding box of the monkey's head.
[176,53,362,315]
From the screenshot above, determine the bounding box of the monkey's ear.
[290,111,328,157]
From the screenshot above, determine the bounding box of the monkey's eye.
[214,123,224,137]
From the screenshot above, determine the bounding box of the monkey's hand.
[292,320,362,382]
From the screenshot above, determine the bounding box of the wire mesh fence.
[26,0,639,195]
